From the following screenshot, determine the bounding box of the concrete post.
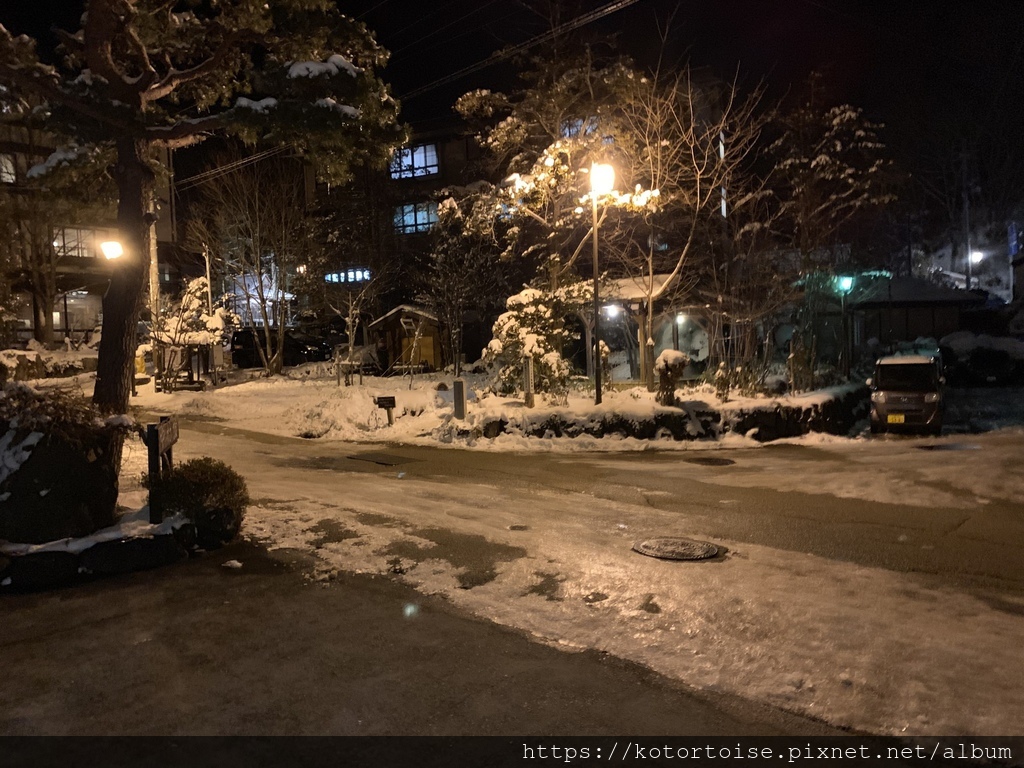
[454,378,467,420]
[523,354,535,408]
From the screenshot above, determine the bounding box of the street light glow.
[590,163,615,195]
[603,304,620,318]
[588,161,615,406]
[970,251,984,264]
[100,241,123,260]
[837,275,854,293]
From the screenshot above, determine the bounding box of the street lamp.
[590,162,614,405]
[100,240,123,260]
[836,275,854,378]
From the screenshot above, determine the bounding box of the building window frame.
[325,268,372,284]
[393,202,438,234]
[52,226,100,259]
[390,143,440,179]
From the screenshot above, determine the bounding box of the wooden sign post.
[374,396,396,426]
[145,416,179,524]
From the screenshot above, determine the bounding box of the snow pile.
[941,331,1024,361]
[0,508,188,556]
[26,146,87,178]
[314,98,360,118]
[655,349,689,370]
[234,97,278,113]
[133,371,868,450]
[287,54,361,79]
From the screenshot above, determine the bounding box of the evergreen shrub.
[143,457,249,549]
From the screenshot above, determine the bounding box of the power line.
[355,0,391,21]
[176,144,293,190]
[395,7,524,63]
[399,0,640,100]
[391,0,503,58]
[387,0,460,41]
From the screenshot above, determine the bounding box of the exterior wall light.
[100,241,124,260]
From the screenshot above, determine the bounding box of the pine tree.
[771,73,896,265]
[0,0,404,419]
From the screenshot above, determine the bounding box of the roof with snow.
[850,276,986,307]
[604,274,676,302]
[367,305,438,330]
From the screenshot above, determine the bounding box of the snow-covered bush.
[152,278,239,348]
[655,349,689,406]
[151,278,239,389]
[485,282,590,398]
[142,457,249,549]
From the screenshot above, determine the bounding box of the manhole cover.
[347,452,420,466]
[916,443,981,452]
[633,537,719,561]
[684,457,735,466]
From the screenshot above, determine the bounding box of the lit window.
[0,154,15,184]
[52,227,98,258]
[393,202,438,234]
[325,268,372,284]
[390,143,440,179]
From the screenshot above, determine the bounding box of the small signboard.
[145,416,179,524]
[375,396,396,409]
[154,417,179,454]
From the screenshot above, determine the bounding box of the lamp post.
[590,162,614,405]
[969,250,984,293]
[837,275,854,378]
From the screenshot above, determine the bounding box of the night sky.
[3,1,1023,162]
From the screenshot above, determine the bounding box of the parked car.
[867,354,945,435]
[230,328,333,369]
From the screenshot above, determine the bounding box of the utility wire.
[399,0,640,100]
[176,144,293,190]
[355,0,391,21]
[388,0,460,41]
[395,7,523,62]
[391,0,503,58]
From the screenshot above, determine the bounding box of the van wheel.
[870,423,880,435]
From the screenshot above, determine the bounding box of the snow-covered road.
[122,374,1024,738]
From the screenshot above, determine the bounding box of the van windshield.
[875,363,937,392]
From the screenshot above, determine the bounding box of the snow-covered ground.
[8,364,1022,735]
[129,367,862,450]
[113,370,1024,737]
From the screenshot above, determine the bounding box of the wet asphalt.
[1,539,841,737]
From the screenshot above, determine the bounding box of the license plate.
[887,414,905,424]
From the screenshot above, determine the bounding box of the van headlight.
[924,392,941,403]
[870,391,886,403]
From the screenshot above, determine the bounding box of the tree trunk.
[643,304,656,392]
[93,138,153,415]
[31,291,54,345]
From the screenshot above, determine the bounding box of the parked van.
[867,354,945,435]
